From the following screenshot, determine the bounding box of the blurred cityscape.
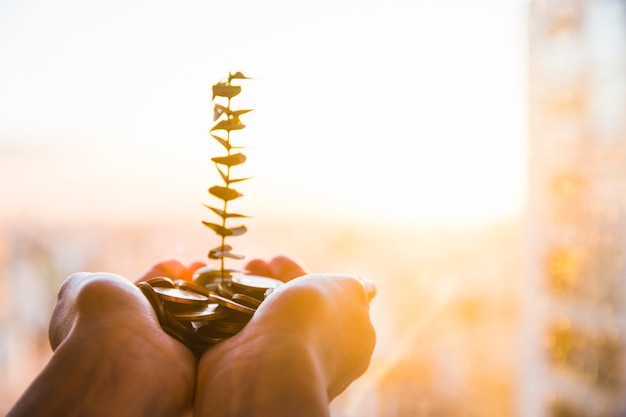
[524,0,626,416]
[0,215,523,416]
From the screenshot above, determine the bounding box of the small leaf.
[229,71,251,80]
[216,168,252,185]
[214,104,228,121]
[210,134,231,150]
[207,250,223,259]
[204,205,249,219]
[211,118,245,132]
[212,153,246,167]
[212,82,241,99]
[229,225,247,236]
[202,221,231,236]
[202,222,247,237]
[209,186,242,201]
[209,250,245,260]
[227,176,252,184]
[216,166,228,184]
[207,250,221,259]
[231,108,253,117]
[215,104,253,120]
[210,244,233,253]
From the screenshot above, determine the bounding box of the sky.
[0,0,528,227]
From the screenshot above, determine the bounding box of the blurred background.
[0,0,624,415]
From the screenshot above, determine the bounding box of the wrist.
[197,332,331,417]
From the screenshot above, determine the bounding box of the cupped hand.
[195,256,376,417]
[11,260,203,417]
[10,256,376,417]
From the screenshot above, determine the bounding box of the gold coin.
[232,293,262,308]
[231,275,283,293]
[174,279,214,297]
[146,276,175,288]
[153,286,208,305]
[171,303,226,321]
[207,292,256,315]
[217,280,235,298]
[137,282,167,320]
[210,320,247,335]
[195,322,234,342]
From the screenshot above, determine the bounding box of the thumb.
[49,272,151,350]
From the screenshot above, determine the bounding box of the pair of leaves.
[202,221,247,237]
[212,82,241,100]
[211,117,245,132]
[204,205,249,219]
[211,71,250,100]
[228,71,250,82]
[210,134,243,151]
[212,153,246,167]
[208,244,245,260]
[214,104,253,122]
[215,166,251,186]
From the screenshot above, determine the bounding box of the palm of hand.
[49,266,197,417]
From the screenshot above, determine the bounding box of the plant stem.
[220,95,233,277]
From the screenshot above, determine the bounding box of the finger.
[360,278,377,301]
[181,261,206,281]
[136,259,205,283]
[244,259,273,277]
[137,259,185,283]
[268,255,308,282]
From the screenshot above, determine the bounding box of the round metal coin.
[217,280,235,298]
[153,286,208,305]
[171,303,226,321]
[146,276,175,288]
[232,293,262,308]
[231,275,283,293]
[174,279,214,297]
[207,292,256,315]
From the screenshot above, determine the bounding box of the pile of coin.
[137,272,284,356]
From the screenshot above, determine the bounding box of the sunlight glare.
[0,0,526,227]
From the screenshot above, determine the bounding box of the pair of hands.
[9,256,376,417]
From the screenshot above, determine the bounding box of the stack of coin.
[137,272,283,356]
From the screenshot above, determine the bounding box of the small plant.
[137,71,287,354]
[198,71,252,284]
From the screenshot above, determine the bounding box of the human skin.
[8,262,201,417]
[195,257,376,417]
[8,256,375,417]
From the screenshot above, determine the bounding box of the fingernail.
[361,278,377,301]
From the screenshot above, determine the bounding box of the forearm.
[196,334,331,417]
[10,324,194,417]
[8,341,146,417]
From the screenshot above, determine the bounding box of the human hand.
[9,259,204,417]
[195,256,376,417]
[9,256,375,417]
